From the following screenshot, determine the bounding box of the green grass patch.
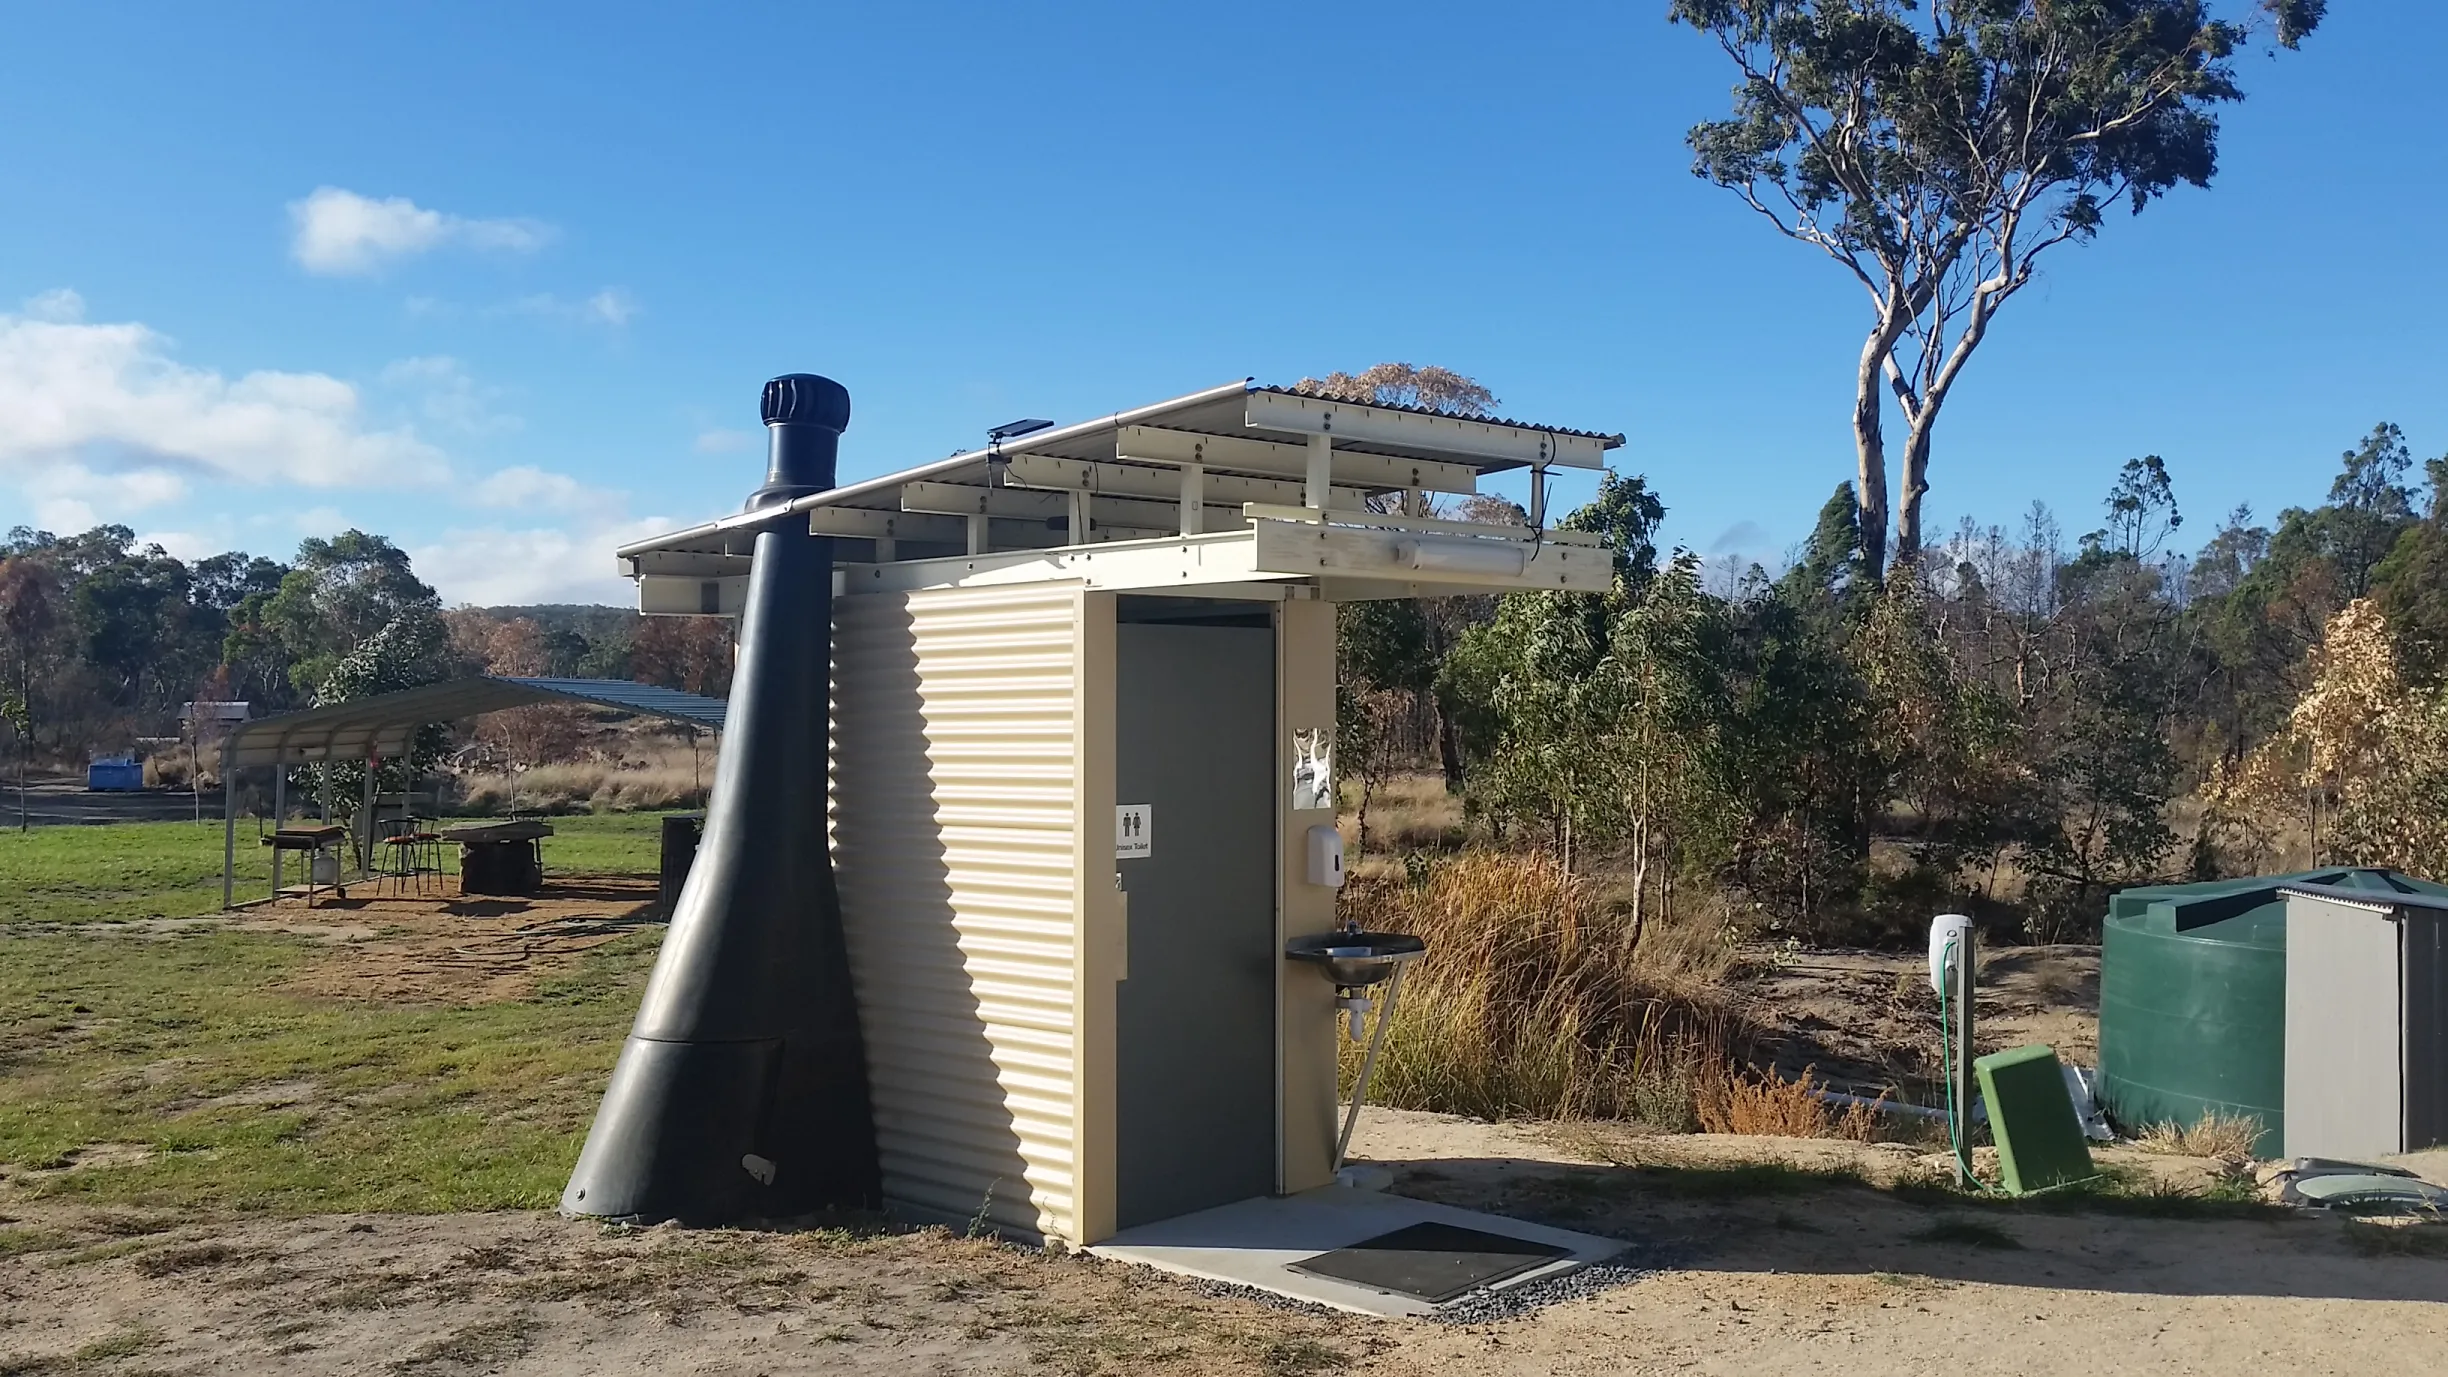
[0,812,675,924]
[0,1225,76,1257]
[0,924,660,1212]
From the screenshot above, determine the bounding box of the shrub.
[1696,1065,1884,1141]
[2133,1110,2264,1161]
[1337,850,1746,1126]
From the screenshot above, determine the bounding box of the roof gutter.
[616,377,1259,560]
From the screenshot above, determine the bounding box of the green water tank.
[2097,868,2448,1155]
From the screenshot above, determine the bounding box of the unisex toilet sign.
[1115,804,1153,859]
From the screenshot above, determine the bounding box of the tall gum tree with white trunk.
[1668,0,2325,580]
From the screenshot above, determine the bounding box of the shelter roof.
[612,378,1627,604]
[614,379,1624,562]
[223,676,725,767]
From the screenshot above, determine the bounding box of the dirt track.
[6,1110,2443,1376]
[78,877,668,1003]
[246,877,664,1003]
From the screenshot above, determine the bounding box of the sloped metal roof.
[502,677,729,729]
[223,676,725,767]
[1246,385,1623,442]
[615,378,1626,561]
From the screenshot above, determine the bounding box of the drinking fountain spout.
[1284,929,1427,1178]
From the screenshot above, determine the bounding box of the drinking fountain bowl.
[1284,931,1426,988]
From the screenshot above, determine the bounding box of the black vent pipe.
[562,373,878,1223]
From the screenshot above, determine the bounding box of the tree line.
[1340,418,2448,946]
[0,525,734,782]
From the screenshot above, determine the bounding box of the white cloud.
[288,187,553,276]
[471,465,601,511]
[411,515,670,606]
[585,289,639,327]
[693,427,756,455]
[379,355,519,435]
[0,289,653,610]
[0,302,448,502]
[23,463,189,534]
[282,506,352,535]
[139,525,236,563]
[33,497,96,532]
[24,288,84,322]
[504,288,640,329]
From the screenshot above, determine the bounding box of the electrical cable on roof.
[1526,432,1553,563]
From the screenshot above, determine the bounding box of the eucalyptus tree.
[1601,552,1737,940]
[1293,363,1498,418]
[1669,0,2324,577]
[0,558,57,830]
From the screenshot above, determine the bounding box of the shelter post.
[271,756,286,895]
[358,751,377,876]
[221,760,236,909]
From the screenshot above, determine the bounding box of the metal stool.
[379,818,445,896]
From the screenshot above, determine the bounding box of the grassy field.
[0,927,657,1213]
[0,812,674,924]
[0,812,676,1214]
[0,810,2341,1233]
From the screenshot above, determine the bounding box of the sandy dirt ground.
[96,877,667,1003]
[9,908,2436,1372]
[6,1107,2443,1376]
[1730,944,2101,1093]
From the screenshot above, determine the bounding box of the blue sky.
[3,2,2440,604]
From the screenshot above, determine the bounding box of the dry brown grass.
[1696,1066,1885,1141]
[1338,850,1747,1127]
[454,750,712,815]
[1351,771,1468,856]
[2133,1110,2265,1161]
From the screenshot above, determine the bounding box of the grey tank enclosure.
[561,375,879,1223]
[2097,867,2448,1155]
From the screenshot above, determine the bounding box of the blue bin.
[86,758,145,791]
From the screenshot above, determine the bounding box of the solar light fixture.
[985,419,1052,489]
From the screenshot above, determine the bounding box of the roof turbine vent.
[761,373,851,431]
[748,373,850,511]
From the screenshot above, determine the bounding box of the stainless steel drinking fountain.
[1285,926,1426,1182]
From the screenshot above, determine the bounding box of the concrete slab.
[1085,1187,1619,1318]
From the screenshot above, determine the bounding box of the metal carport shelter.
[218,676,728,907]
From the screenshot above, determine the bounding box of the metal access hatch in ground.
[1286,1220,1572,1304]
[1087,1187,1621,1319]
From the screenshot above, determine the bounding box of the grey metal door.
[2286,895,2408,1158]
[1115,621,1276,1229]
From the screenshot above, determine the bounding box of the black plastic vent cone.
[562,373,879,1223]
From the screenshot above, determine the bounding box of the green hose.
[1938,934,1994,1193]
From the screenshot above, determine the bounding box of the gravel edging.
[1431,1245,1669,1325]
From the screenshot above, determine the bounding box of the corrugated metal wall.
[831,583,1088,1240]
[2283,895,2406,1159]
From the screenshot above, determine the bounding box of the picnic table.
[440,820,554,895]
